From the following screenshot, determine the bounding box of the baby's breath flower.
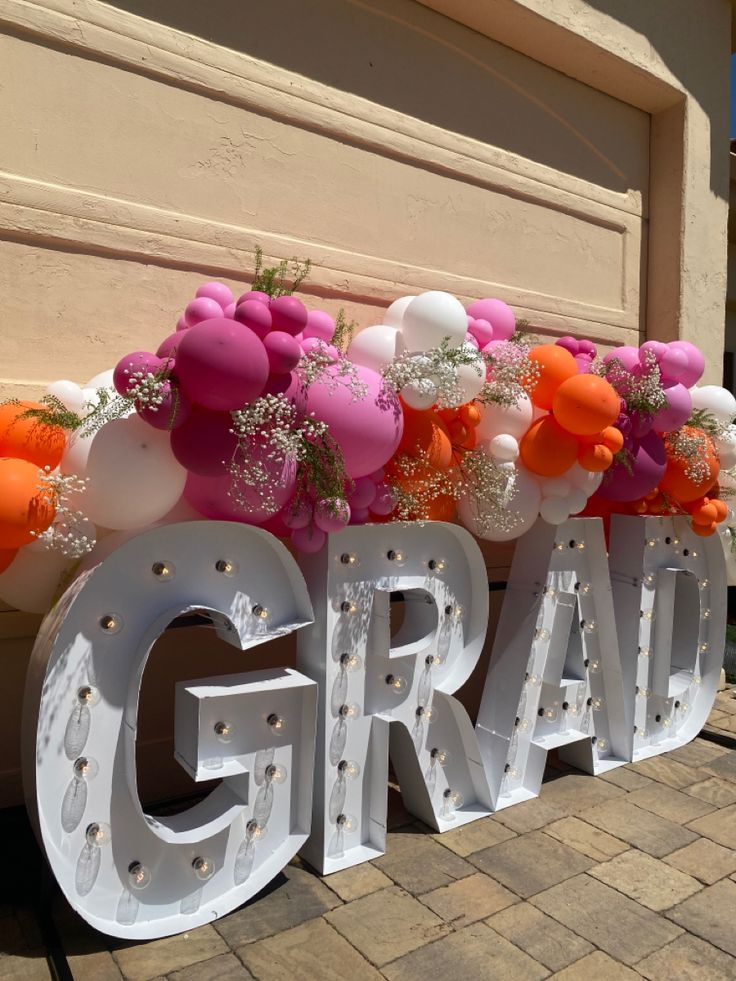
[458,451,519,537]
[383,339,484,409]
[480,339,539,407]
[30,470,95,559]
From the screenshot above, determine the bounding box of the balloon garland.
[1,254,735,612]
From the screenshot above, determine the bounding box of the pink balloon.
[349,476,377,509]
[223,302,237,319]
[556,336,579,355]
[369,467,385,482]
[176,318,269,411]
[668,340,705,388]
[639,340,666,364]
[157,332,183,360]
[578,340,597,357]
[659,344,689,382]
[651,382,692,433]
[263,374,293,397]
[170,406,238,476]
[196,282,234,309]
[176,317,189,333]
[184,445,296,524]
[303,310,336,342]
[237,290,271,306]
[574,354,592,374]
[264,331,302,374]
[138,382,191,431]
[597,431,667,502]
[270,295,308,336]
[113,352,164,396]
[301,337,340,360]
[464,332,480,349]
[282,496,313,530]
[314,498,350,533]
[370,482,396,515]
[469,318,494,347]
[259,511,292,538]
[184,297,223,326]
[604,346,640,372]
[291,524,326,553]
[293,365,403,478]
[233,300,272,339]
[349,506,370,524]
[467,298,516,340]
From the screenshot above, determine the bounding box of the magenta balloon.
[639,340,666,364]
[469,318,494,346]
[196,282,234,309]
[349,506,371,524]
[176,317,269,410]
[233,300,272,339]
[574,354,592,374]
[184,296,223,326]
[183,446,296,524]
[668,340,705,388]
[113,351,164,395]
[264,331,302,374]
[659,344,689,383]
[170,406,238,476]
[259,511,292,539]
[651,382,692,433]
[176,317,189,333]
[370,482,396,515]
[157,332,183,360]
[301,337,339,360]
[263,374,292,397]
[578,339,597,357]
[314,498,351,533]
[282,496,313,529]
[349,476,377,509]
[237,290,271,306]
[597,431,667,502]
[294,365,403,478]
[466,298,516,340]
[556,336,579,355]
[138,382,191,431]
[291,524,326,554]
[604,346,640,372]
[303,310,336,342]
[223,302,236,319]
[270,295,308,336]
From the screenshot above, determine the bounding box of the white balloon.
[458,466,541,542]
[539,496,571,525]
[565,462,603,495]
[46,379,86,414]
[401,381,438,410]
[487,434,519,462]
[347,325,405,373]
[0,547,72,613]
[690,385,736,426]
[384,295,417,328]
[73,415,187,530]
[566,487,589,515]
[85,368,115,389]
[716,424,736,469]
[401,291,468,352]
[454,349,486,404]
[540,476,572,498]
[476,395,533,442]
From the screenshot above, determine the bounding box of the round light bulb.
[638,647,652,658]
[640,609,655,621]
[267,713,287,733]
[693,675,702,685]
[575,541,586,551]
[339,702,361,720]
[516,717,531,731]
[595,738,608,751]
[77,686,99,706]
[246,819,266,840]
[339,652,363,672]
[415,705,437,722]
[430,747,450,766]
[99,613,122,633]
[252,604,269,620]
[192,856,215,881]
[73,756,99,780]
[700,579,710,589]
[428,558,446,572]
[575,581,592,594]
[151,561,174,580]
[336,813,358,833]
[386,549,404,563]
[544,707,559,721]
[699,643,709,654]
[543,586,557,599]
[535,627,551,642]
[702,609,712,619]
[643,573,656,586]
[581,620,597,634]
[425,654,442,667]
[128,862,151,890]
[265,763,287,784]
[339,553,358,565]
[337,759,361,779]
[554,541,566,551]
[214,721,235,743]
[85,822,110,846]
[587,659,601,673]
[385,674,407,694]
[442,788,463,809]
[646,538,658,548]
[215,559,236,576]
[504,764,520,779]
[340,601,357,614]
[526,673,542,687]
[590,696,604,711]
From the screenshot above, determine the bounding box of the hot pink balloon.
[270,295,308,336]
[301,337,340,360]
[303,310,336,342]
[291,524,326,553]
[233,300,272,339]
[370,482,396,515]
[184,445,296,524]
[176,317,269,410]
[349,476,377,510]
[264,331,302,374]
[184,296,223,326]
[604,346,640,372]
[176,317,189,333]
[651,382,692,433]
[469,318,494,347]
[349,506,371,524]
[639,340,666,364]
[170,406,238,476]
[668,340,705,388]
[282,496,313,530]
[597,431,667,502]
[293,365,403,478]
[157,332,183,360]
[467,298,516,340]
[574,354,592,374]
[196,282,234,309]
[237,290,271,306]
[578,340,597,357]
[556,336,579,355]
[138,382,190,431]
[223,302,237,319]
[113,352,164,396]
[659,344,689,383]
[314,498,350,533]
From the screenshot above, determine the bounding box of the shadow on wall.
[105,0,648,198]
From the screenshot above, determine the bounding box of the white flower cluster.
[30,469,96,559]
[383,341,484,409]
[125,370,169,412]
[459,451,519,537]
[296,343,368,402]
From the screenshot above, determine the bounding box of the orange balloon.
[0,457,55,548]
[520,415,578,476]
[691,502,718,526]
[398,405,453,470]
[601,426,624,454]
[527,345,578,410]
[459,403,481,428]
[578,442,614,473]
[0,402,66,470]
[712,499,729,522]
[552,374,621,436]
[426,495,457,521]
[0,548,17,574]
[447,420,468,445]
[660,428,719,503]
[691,520,717,537]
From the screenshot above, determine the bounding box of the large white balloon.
[384,295,417,328]
[566,462,603,496]
[716,424,736,469]
[566,487,589,515]
[690,385,736,426]
[475,395,533,442]
[46,379,86,414]
[70,415,187,530]
[454,348,486,404]
[458,466,541,542]
[401,291,468,352]
[347,325,405,373]
[85,368,116,389]
[0,547,72,613]
[400,380,438,410]
[539,496,570,525]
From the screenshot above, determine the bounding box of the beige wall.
[0,0,731,807]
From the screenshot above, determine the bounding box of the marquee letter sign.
[22,516,726,938]
[22,522,317,939]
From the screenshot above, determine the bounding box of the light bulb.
[441,788,463,817]
[430,748,450,766]
[662,717,672,728]
[544,707,558,722]
[386,549,404,563]
[252,604,269,620]
[693,675,702,685]
[267,713,287,733]
[543,586,557,599]
[691,550,699,558]
[339,652,362,672]
[680,702,690,713]
[699,643,709,654]
[646,538,658,548]
[99,613,121,633]
[575,581,592,594]
[700,579,710,589]
[575,541,586,551]
[214,721,235,743]
[85,822,110,846]
[128,862,151,890]
[504,764,520,779]
[516,716,531,731]
[336,813,358,833]
[265,763,287,784]
[638,647,652,658]
[415,705,437,723]
[73,757,99,780]
[215,559,236,576]
[526,673,542,687]
[339,553,358,565]
[643,573,656,586]
[589,696,604,711]
[385,674,407,694]
[567,704,579,717]
[581,620,597,634]
[339,702,361,720]
[77,686,100,706]
[192,856,215,881]
[337,759,361,779]
[428,558,446,572]
[672,537,681,546]
[587,659,601,673]
[702,609,712,619]
[246,819,266,840]
[638,687,651,698]
[595,738,608,751]
[425,654,442,667]
[151,561,174,580]
[554,542,566,551]
[452,604,464,620]
[340,601,357,614]
[640,609,655,621]
[535,627,551,642]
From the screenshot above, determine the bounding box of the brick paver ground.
[3,731,736,980]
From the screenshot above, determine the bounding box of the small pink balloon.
[314,498,351,533]
[467,315,477,331]
[651,382,692,433]
[176,317,189,333]
[263,374,293,397]
[467,298,516,340]
[291,524,326,554]
[223,302,236,318]
[369,467,385,482]
[113,352,164,396]
[185,296,223,326]
[259,511,292,539]
[170,406,238,476]
[196,282,234,308]
[464,332,480,349]
[138,382,191,431]
[639,340,667,364]
[578,340,597,357]
[176,318,269,410]
[574,354,592,374]
[237,290,271,306]
[349,476,377,509]
[370,482,396,515]
[270,295,308,336]
[659,344,689,382]
[157,332,183,360]
[304,310,336,342]
[234,300,272,339]
[264,331,302,374]
[300,337,339,360]
[604,346,640,372]
[469,318,494,347]
[668,340,705,388]
[349,506,370,525]
[282,496,313,530]
[556,336,579,355]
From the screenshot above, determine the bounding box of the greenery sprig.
[250,246,312,298]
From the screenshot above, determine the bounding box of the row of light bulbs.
[338,551,447,573]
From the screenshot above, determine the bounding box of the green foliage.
[3,389,135,440]
[332,309,358,353]
[250,246,312,298]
